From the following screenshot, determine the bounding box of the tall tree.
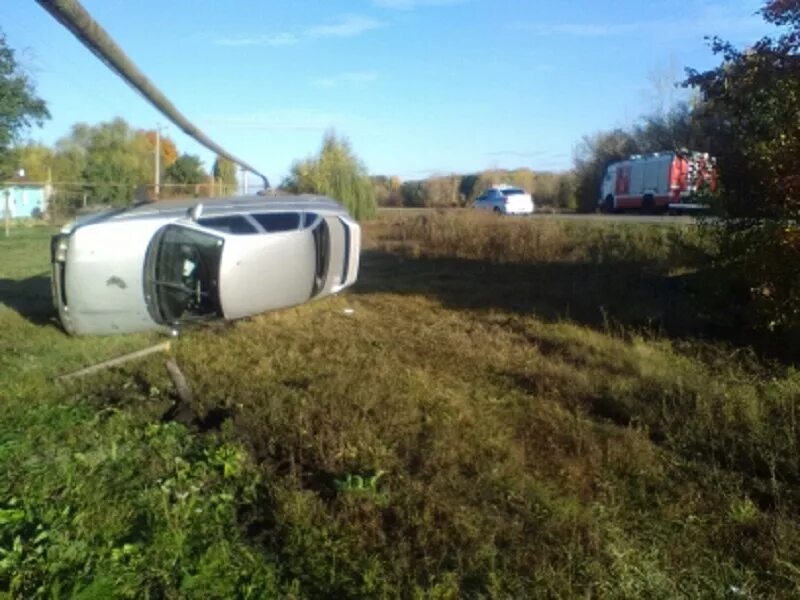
[0,30,50,178]
[212,156,237,195]
[284,132,376,220]
[686,0,800,328]
[78,118,143,205]
[573,129,639,213]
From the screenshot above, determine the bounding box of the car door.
[217,211,316,320]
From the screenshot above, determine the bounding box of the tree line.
[371,169,575,210]
[5,117,239,208]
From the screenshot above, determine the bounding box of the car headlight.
[55,238,68,262]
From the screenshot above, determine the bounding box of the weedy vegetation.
[1,214,799,598]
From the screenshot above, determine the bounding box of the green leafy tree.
[10,143,52,182]
[459,174,479,205]
[555,173,577,210]
[49,119,158,206]
[79,118,144,205]
[573,129,639,213]
[0,30,49,178]
[284,132,376,220]
[50,124,90,207]
[212,156,238,195]
[400,180,425,207]
[685,0,800,329]
[164,154,206,185]
[46,120,188,207]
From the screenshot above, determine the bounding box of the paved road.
[377,207,699,225]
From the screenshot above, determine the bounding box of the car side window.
[252,212,301,232]
[198,215,257,234]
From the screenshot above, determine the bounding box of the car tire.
[493,207,502,215]
[601,195,614,214]
[642,194,655,214]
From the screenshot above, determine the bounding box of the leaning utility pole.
[35,0,270,189]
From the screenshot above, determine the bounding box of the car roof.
[489,184,523,190]
[99,193,345,224]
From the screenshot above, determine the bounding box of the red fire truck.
[599,151,716,213]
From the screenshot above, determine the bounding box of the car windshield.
[501,188,525,196]
[146,225,224,325]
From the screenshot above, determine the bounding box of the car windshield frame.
[144,224,225,326]
[311,218,330,297]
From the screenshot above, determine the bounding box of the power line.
[34,0,270,190]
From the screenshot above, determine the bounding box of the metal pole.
[4,189,10,237]
[155,125,161,199]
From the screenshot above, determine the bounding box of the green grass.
[1,218,799,598]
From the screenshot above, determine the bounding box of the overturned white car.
[51,195,361,335]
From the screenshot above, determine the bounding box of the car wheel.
[601,195,614,214]
[493,207,502,215]
[642,194,655,214]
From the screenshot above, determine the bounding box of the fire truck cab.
[599,151,716,214]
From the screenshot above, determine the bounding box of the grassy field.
[1,215,799,598]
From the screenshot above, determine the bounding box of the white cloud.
[312,78,337,89]
[214,15,384,47]
[214,33,300,47]
[306,15,384,38]
[373,0,468,9]
[312,71,380,88]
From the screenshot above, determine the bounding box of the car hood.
[63,219,165,335]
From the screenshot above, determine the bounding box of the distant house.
[0,183,52,219]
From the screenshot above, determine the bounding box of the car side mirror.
[187,203,204,222]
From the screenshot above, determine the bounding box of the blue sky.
[1,0,774,185]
